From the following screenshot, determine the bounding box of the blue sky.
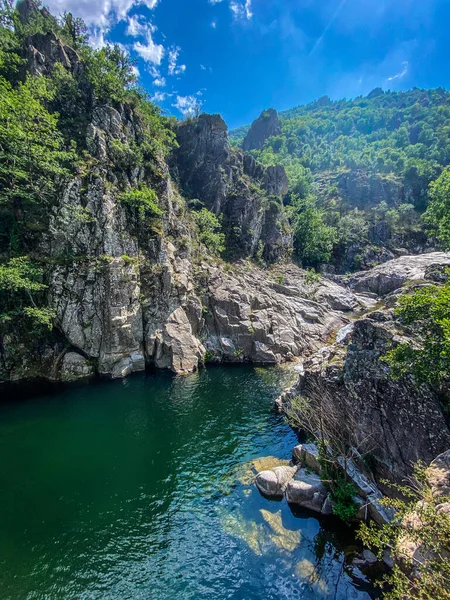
[43,0,450,129]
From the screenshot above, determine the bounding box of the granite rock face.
[285,469,328,512]
[343,252,450,296]
[173,113,290,262]
[255,465,298,497]
[279,254,450,483]
[242,108,281,151]
[202,263,355,364]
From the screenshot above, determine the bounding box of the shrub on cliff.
[426,167,450,249]
[384,276,450,392]
[358,463,450,600]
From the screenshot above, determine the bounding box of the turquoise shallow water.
[0,366,373,600]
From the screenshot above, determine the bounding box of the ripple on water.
[0,366,374,600]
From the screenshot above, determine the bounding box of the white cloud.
[131,64,140,78]
[211,20,217,28]
[133,32,164,64]
[173,94,203,117]
[230,0,252,20]
[151,91,166,102]
[126,14,150,37]
[208,0,224,3]
[153,77,166,87]
[387,61,409,82]
[44,0,160,48]
[168,47,186,76]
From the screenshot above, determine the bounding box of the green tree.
[426,167,450,248]
[292,196,336,267]
[383,277,450,389]
[0,75,73,249]
[193,208,225,256]
[82,44,138,104]
[0,256,54,332]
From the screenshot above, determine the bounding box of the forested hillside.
[231,89,450,271]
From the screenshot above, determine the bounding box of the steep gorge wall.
[0,25,357,383]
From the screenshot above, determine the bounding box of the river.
[0,366,375,600]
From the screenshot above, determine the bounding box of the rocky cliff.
[278,253,450,484]
[242,108,281,152]
[173,113,290,262]
[0,8,365,383]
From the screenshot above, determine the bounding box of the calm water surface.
[0,366,373,600]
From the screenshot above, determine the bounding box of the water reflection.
[0,366,374,600]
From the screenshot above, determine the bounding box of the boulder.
[426,449,450,499]
[292,443,321,473]
[60,352,94,382]
[255,465,297,497]
[285,469,328,512]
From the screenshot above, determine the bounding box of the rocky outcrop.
[285,469,328,512]
[242,108,281,151]
[201,263,360,364]
[343,252,450,296]
[173,114,290,262]
[278,254,450,484]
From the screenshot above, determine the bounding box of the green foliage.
[358,464,450,600]
[0,256,54,332]
[304,268,321,285]
[193,208,225,256]
[292,196,336,267]
[0,74,73,249]
[383,277,450,388]
[82,44,138,104]
[231,88,450,270]
[329,481,358,521]
[426,167,450,248]
[120,186,162,222]
[0,256,46,292]
[22,306,55,330]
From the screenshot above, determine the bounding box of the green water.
[0,366,373,600]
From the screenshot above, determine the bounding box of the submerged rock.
[260,509,301,551]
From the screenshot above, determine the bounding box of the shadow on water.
[0,365,378,600]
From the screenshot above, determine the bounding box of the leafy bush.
[120,186,162,222]
[193,208,225,256]
[358,464,450,600]
[426,167,450,248]
[383,276,450,388]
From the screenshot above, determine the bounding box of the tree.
[0,75,73,250]
[426,167,450,248]
[0,256,54,333]
[383,276,450,391]
[82,44,138,104]
[193,208,225,256]
[292,196,336,268]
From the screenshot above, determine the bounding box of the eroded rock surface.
[242,108,281,152]
[278,253,450,483]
